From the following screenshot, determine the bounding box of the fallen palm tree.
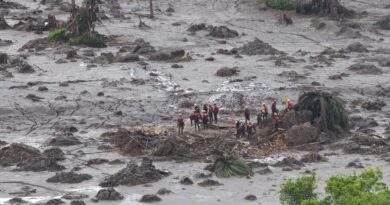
[297,91,349,134]
[213,156,251,178]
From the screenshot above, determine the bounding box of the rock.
[99,158,162,187]
[37,86,48,92]
[70,201,86,205]
[46,172,92,183]
[244,194,257,201]
[0,140,7,146]
[278,71,306,81]
[62,193,89,200]
[97,92,104,96]
[42,148,65,161]
[300,152,328,163]
[215,67,239,77]
[343,142,361,154]
[285,123,318,146]
[86,158,109,165]
[0,17,11,30]
[45,199,65,205]
[83,49,95,57]
[0,143,41,167]
[0,1,27,9]
[193,172,212,179]
[345,42,368,53]
[361,100,386,111]
[311,81,321,86]
[95,188,123,201]
[347,63,383,75]
[17,62,34,73]
[93,52,115,64]
[238,38,284,56]
[278,13,293,26]
[66,50,77,59]
[8,197,27,204]
[205,57,215,61]
[346,161,364,169]
[179,177,194,185]
[187,23,207,32]
[157,188,172,195]
[21,38,50,51]
[329,74,343,80]
[274,157,303,170]
[374,15,390,30]
[257,167,273,175]
[217,48,238,55]
[139,194,162,203]
[149,49,185,61]
[48,135,82,146]
[166,6,175,12]
[115,53,140,62]
[15,157,65,172]
[171,64,183,68]
[209,26,238,38]
[26,94,43,102]
[198,179,222,187]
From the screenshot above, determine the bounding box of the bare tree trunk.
[149,0,154,19]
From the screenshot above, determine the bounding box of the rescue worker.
[208,104,214,124]
[262,103,269,120]
[202,111,209,129]
[194,104,201,114]
[287,100,295,111]
[193,111,200,131]
[244,106,250,123]
[271,100,277,115]
[257,111,263,127]
[213,103,219,123]
[235,120,241,139]
[203,104,208,113]
[177,113,185,135]
[274,113,281,130]
[247,121,255,140]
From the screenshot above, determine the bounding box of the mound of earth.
[15,157,65,172]
[43,148,65,161]
[0,143,41,166]
[238,38,284,56]
[209,26,238,38]
[215,67,240,77]
[347,64,383,75]
[48,135,82,146]
[99,158,163,187]
[95,188,123,201]
[46,172,93,183]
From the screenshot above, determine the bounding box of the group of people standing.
[177,103,219,135]
[177,98,295,139]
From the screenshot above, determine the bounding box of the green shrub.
[257,0,297,10]
[280,173,318,205]
[280,169,390,205]
[0,53,8,64]
[68,33,106,48]
[214,157,251,178]
[49,28,70,42]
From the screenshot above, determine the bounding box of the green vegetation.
[214,157,251,178]
[280,174,317,205]
[297,92,349,134]
[257,0,297,10]
[49,28,70,42]
[68,33,106,48]
[0,53,8,64]
[280,169,390,205]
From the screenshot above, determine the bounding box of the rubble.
[46,172,92,183]
[238,38,284,55]
[94,188,123,201]
[209,26,239,38]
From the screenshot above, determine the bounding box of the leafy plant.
[297,92,349,134]
[48,28,70,42]
[280,169,390,205]
[257,0,297,10]
[68,33,106,48]
[280,173,318,205]
[214,156,251,178]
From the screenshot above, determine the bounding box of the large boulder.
[99,158,162,187]
[285,122,318,146]
[0,143,41,166]
[282,110,313,128]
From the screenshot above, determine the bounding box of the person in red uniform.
[177,114,185,135]
[189,113,194,126]
[262,103,269,120]
[274,114,281,130]
[271,100,277,115]
[194,104,201,114]
[202,111,209,129]
[287,100,295,111]
[244,106,250,123]
[208,104,214,124]
[247,121,255,140]
[193,111,200,131]
[213,103,219,123]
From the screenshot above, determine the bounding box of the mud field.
[0,0,390,204]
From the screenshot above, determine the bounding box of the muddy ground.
[0,0,390,204]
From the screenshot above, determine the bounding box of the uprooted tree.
[297,91,349,134]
